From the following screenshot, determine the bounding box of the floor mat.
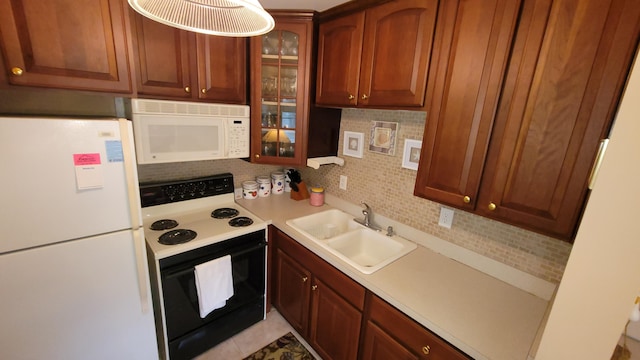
[243,332,315,360]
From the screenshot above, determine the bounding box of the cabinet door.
[316,12,365,107]
[130,11,194,98]
[309,278,362,360]
[361,321,418,360]
[476,0,640,239]
[273,248,311,335]
[250,20,312,165]
[196,35,246,104]
[414,0,522,209]
[367,294,471,360]
[359,0,437,107]
[0,0,130,92]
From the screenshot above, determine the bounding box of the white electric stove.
[140,173,267,259]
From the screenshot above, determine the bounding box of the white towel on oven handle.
[194,255,234,318]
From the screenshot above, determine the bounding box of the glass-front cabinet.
[250,14,312,165]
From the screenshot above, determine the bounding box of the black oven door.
[159,229,266,360]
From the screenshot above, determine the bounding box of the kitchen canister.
[309,186,325,206]
[271,171,285,195]
[256,175,271,197]
[242,180,258,200]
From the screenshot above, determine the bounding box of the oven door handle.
[163,241,266,279]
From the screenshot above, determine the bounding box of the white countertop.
[237,194,551,360]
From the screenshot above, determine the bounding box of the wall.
[535,50,640,359]
[301,108,572,284]
[137,108,572,285]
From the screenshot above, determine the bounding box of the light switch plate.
[339,175,348,190]
[438,207,454,229]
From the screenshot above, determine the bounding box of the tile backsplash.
[137,108,572,284]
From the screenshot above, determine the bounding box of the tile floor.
[194,309,322,359]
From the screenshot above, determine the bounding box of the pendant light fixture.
[128,0,275,37]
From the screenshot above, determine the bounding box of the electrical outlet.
[438,207,454,229]
[339,175,348,190]
[234,188,242,200]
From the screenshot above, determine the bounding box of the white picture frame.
[343,131,364,158]
[402,139,422,170]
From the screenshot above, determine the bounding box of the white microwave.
[131,99,250,164]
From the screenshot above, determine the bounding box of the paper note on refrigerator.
[73,153,103,190]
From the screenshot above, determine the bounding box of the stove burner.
[150,219,179,231]
[158,229,197,245]
[211,207,240,219]
[229,216,253,227]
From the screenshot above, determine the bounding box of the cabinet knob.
[254,154,260,159]
[11,67,23,76]
[488,202,497,211]
[422,345,431,355]
[348,94,355,100]
[184,86,191,93]
[302,276,308,282]
[311,285,318,291]
[201,88,207,94]
[361,94,369,100]
[463,196,471,203]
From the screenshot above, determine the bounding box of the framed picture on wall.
[402,139,422,170]
[343,131,364,158]
[369,121,399,155]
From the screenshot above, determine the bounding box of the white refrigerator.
[0,117,158,360]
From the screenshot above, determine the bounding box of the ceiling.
[260,0,351,12]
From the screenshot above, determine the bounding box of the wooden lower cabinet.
[272,227,364,360]
[271,226,470,359]
[362,294,471,360]
[361,321,419,360]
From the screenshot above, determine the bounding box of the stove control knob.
[186,183,196,196]
[165,186,177,197]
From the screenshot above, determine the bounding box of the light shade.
[262,129,291,143]
[128,0,275,37]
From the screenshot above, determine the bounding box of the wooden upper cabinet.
[196,34,246,104]
[360,0,437,107]
[130,10,247,104]
[130,11,193,98]
[475,0,640,239]
[315,12,365,107]
[414,0,522,210]
[0,0,131,93]
[415,0,640,240]
[316,0,437,108]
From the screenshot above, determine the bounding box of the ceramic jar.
[242,181,258,200]
[271,172,285,195]
[256,175,271,197]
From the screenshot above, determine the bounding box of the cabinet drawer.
[368,294,471,359]
[274,228,365,310]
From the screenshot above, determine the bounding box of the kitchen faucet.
[355,202,382,231]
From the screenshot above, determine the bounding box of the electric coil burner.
[150,219,179,231]
[211,208,240,219]
[158,229,197,245]
[140,173,267,360]
[229,216,254,227]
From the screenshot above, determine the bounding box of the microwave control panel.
[227,118,250,158]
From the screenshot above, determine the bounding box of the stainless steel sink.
[286,209,417,274]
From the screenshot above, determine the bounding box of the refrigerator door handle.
[119,118,150,314]
[133,228,151,314]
